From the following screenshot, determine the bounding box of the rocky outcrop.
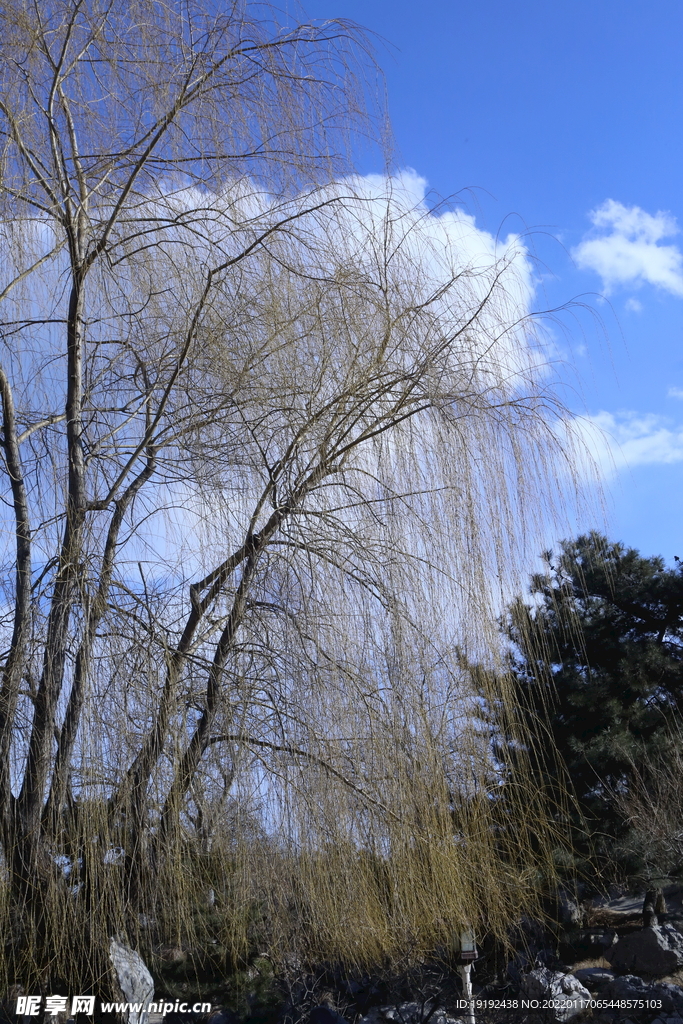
[109,938,154,1024]
[604,975,683,1014]
[654,982,683,1014]
[604,974,652,1000]
[358,1004,462,1024]
[519,969,591,1022]
[558,892,583,928]
[607,924,683,975]
[572,967,615,992]
[310,1008,352,1024]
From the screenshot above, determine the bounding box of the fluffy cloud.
[571,409,683,480]
[131,170,544,393]
[573,200,683,295]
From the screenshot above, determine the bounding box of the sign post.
[458,929,477,1024]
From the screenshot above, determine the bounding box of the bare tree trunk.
[0,368,32,845]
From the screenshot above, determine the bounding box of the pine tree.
[501,532,683,877]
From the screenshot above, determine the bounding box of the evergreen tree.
[501,532,683,876]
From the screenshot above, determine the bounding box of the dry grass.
[583,907,643,930]
[567,956,612,972]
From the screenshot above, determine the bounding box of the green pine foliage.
[496,532,683,879]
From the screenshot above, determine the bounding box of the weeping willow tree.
[0,0,578,993]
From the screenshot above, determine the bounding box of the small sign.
[459,929,477,960]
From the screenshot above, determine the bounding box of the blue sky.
[309,0,683,564]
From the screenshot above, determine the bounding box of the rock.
[154,944,187,965]
[208,1011,239,1024]
[572,967,615,992]
[643,888,661,927]
[584,930,617,952]
[596,931,618,950]
[506,961,523,986]
[507,949,557,985]
[357,1005,462,1024]
[559,892,583,927]
[356,1010,383,1024]
[604,976,683,1014]
[644,887,668,920]
[607,924,683,975]
[519,969,591,1021]
[310,1009,350,1024]
[509,915,548,951]
[605,975,651,1000]
[109,937,154,1024]
[651,982,683,1014]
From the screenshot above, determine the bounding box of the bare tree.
[0,0,576,989]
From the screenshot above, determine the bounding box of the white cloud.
[570,409,683,481]
[669,387,683,399]
[625,297,643,312]
[139,170,545,393]
[47,170,544,577]
[573,199,683,296]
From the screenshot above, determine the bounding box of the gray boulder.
[559,892,583,927]
[605,975,652,1000]
[572,967,615,992]
[358,1006,462,1024]
[376,1005,424,1023]
[607,924,683,975]
[651,982,683,1014]
[208,1012,239,1024]
[109,938,154,1024]
[310,1008,350,1024]
[605,975,683,1014]
[586,930,618,952]
[507,949,557,985]
[520,969,591,1021]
